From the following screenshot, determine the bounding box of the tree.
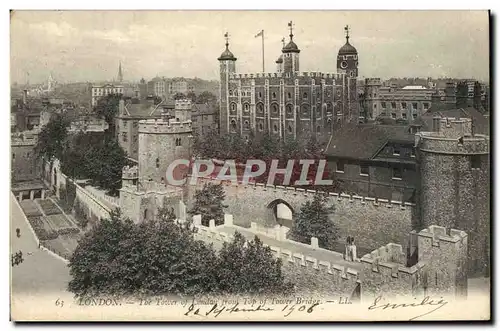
[94,94,122,137]
[216,232,293,295]
[188,183,228,226]
[35,113,69,161]
[68,205,292,298]
[186,91,197,102]
[196,91,217,104]
[289,194,338,250]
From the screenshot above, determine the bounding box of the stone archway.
[266,199,294,228]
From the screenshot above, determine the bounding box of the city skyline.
[10,10,490,85]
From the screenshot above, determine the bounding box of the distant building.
[147,77,190,99]
[11,130,41,183]
[191,103,219,135]
[361,78,435,123]
[91,84,124,107]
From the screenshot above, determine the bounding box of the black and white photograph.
[8,9,491,321]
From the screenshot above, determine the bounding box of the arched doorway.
[267,199,294,228]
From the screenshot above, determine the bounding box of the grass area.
[37,199,61,216]
[43,232,82,260]
[27,216,58,241]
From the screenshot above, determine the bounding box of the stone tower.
[337,25,360,125]
[415,117,490,276]
[218,32,237,135]
[282,21,300,74]
[138,99,193,184]
[363,78,382,121]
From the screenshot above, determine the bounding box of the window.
[303,92,308,100]
[12,153,15,160]
[391,102,397,109]
[243,120,250,130]
[423,103,429,110]
[230,120,237,131]
[258,122,263,131]
[393,146,400,156]
[373,104,377,109]
[470,155,481,169]
[271,104,279,115]
[258,92,262,99]
[272,92,277,99]
[287,92,292,99]
[402,113,407,120]
[273,124,278,133]
[391,113,397,119]
[316,125,321,133]
[336,161,345,173]
[175,138,181,146]
[411,148,416,158]
[392,167,402,180]
[286,104,293,115]
[257,103,264,114]
[381,102,387,109]
[401,102,407,109]
[412,113,418,120]
[230,103,236,111]
[412,102,418,110]
[288,125,293,133]
[244,103,250,112]
[156,158,160,168]
[122,132,128,142]
[360,164,369,176]
[26,152,30,158]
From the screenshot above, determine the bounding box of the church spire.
[118,61,123,83]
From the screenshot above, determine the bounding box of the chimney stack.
[22,89,28,105]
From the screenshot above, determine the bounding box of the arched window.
[229,90,233,96]
[175,138,181,147]
[301,104,310,118]
[144,209,148,221]
[256,103,264,114]
[258,91,262,99]
[316,125,321,133]
[273,124,278,133]
[230,103,237,111]
[258,122,264,131]
[288,125,293,133]
[316,104,322,117]
[243,103,250,112]
[272,92,277,99]
[271,104,279,115]
[303,92,308,100]
[243,120,250,130]
[286,104,294,116]
[156,158,160,168]
[230,120,237,131]
[287,92,292,99]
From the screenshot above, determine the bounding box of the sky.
[10,10,490,85]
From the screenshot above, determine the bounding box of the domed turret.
[281,21,301,73]
[338,41,358,55]
[218,32,237,61]
[337,25,359,78]
[275,54,283,64]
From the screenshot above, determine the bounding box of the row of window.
[229,90,334,101]
[12,152,31,159]
[230,119,329,134]
[93,88,123,96]
[380,101,429,110]
[335,162,404,180]
[231,103,334,115]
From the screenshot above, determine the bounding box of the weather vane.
[345,25,350,41]
[224,32,230,47]
[288,21,294,39]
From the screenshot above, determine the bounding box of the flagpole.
[261,30,265,72]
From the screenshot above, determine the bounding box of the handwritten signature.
[368,295,448,321]
[184,302,321,318]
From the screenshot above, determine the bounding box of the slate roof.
[325,124,414,160]
[422,106,490,135]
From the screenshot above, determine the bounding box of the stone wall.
[185,177,415,253]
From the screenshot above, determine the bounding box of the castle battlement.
[228,72,344,81]
[190,175,415,208]
[122,165,138,179]
[416,131,489,155]
[139,118,192,134]
[175,99,192,110]
[365,78,382,85]
[360,243,425,278]
[418,225,468,246]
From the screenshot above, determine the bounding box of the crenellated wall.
[185,176,415,252]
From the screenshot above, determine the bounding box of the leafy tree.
[196,91,217,104]
[186,91,197,102]
[94,94,122,137]
[216,232,293,295]
[35,113,69,161]
[188,183,228,226]
[289,194,338,250]
[68,206,292,298]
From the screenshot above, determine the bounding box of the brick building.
[191,102,219,135]
[218,24,360,140]
[325,124,418,202]
[90,83,124,107]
